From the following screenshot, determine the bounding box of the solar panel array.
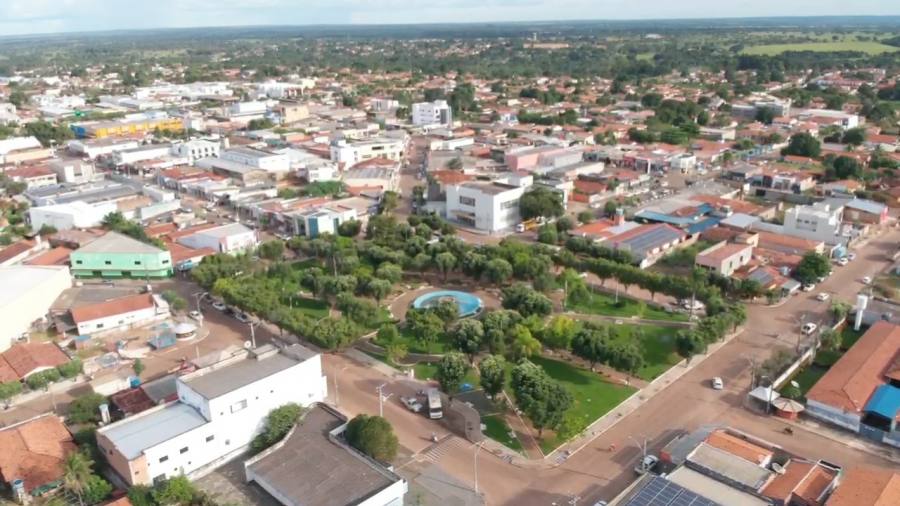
[622,225,684,256]
[621,476,721,506]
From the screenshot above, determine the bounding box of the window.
[153,474,165,485]
[134,260,142,265]
[96,323,104,329]
[179,447,188,454]
[159,456,168,463]
[206,435,215,442]
[75,260,83,265]
[162,259,170,264]
[104,260,112,265]
[230,399,248,413]
[500,199,519,210]
[459,196,476,206]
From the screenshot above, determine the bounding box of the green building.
[70,231,173,278]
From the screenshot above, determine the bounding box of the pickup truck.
[400,396,423,413]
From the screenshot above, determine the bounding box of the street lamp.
[628,434,648,459]
[376,383,393,417]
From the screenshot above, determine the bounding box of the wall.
[76,305,159,335]
[70,250,174,278]
[28,202,116,231]
[0,266,71,351]
[805,399,861,432]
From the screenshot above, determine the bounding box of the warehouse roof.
[75,231,164,255]
[71,293,156,323]
[619,474,720,506]
[99,402,208,460]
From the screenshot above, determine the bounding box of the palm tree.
[63,451,94,506]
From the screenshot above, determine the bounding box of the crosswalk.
[417,436,468,463]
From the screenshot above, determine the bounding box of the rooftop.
[0,343,70,382]
[184,222,254,239]
[667,467,768,506]
[99,402,208,460]
[0,414,76,494]
[74,231,165,255]
[182,345,316,400]
[70,293,156,324]
[696,242,753,265]
[618,474,720,506]
[247,404,403,506]
[0,265,70,309]
[687,443,773,491]
[806,321,900,414]
[704,430,773,466]
[827,466,900,506]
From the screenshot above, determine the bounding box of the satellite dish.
[772,462,786,475]
[243,340,252,349]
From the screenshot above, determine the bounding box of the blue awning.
[865,384,900,420]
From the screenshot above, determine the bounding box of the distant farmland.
[742,41,900,56]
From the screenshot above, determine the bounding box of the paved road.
[327,228,900,505]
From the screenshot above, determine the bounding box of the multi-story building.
[4,165,58,189]
[329,138,405,168]
[28,201,118,231]
[445,181,525,232]
[695,241,754,277]
[96,344,327,486]
[48,159,95,184]
[176,223,258,254]
[290,206,358,238]
[70,117,184,139]
[783,202,844,245]
[220,147,291,174]
[411,100,453,127]
[0,265,71,351]
[172,140,220,164]
[69,231,173,278]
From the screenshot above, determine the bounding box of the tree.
[841,127,866,146]
[508,324,541,362]
[603,200,619,218]
[795,252,831,285]
[338,219,362,237]
[537,223,558,244]
[555,216,575,233]
[406,309,444,350]
[380,191,400,214]
[132,358,145,378]
[63,451,94,506]
[755,108,775,125]
[57,359,83,379]
[258,239,285,261]
[82,475,113,505]
[501,283,553,318]
[152,476,195,506]
[436,352,469,396]
[675,331,707,364]
[0,381,23,404]
[376,323,400,344]
[367,278,393,303]
[386,342,408,364]
[479,355,507,398]
[571,326,609,370]
[820,327,843,352]
[251,403,304,453]
[451,319,484,362]
[608,342,645,374]
[577,210,594,224]
[345,414,399,462]
[519,186,564,220]
[826,155,863,180]
[247,118,275,130]
[782,133,821,158]
[432,299,460,329]
[161,290,187,312]
[530,382,573,437]
[484,258,513,285]
[830,300,852,323]
[540,315,578,350]
[375,262,403,284]
[68,393,107,425]
[434,251,457,281]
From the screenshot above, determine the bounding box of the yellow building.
[73,117,184,139]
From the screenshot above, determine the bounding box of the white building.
[800,109,860,130]
[0,103,20,124]
[227,101,268,120]
[370,98,400,112]
[67,138,141,160]
[114,144,175,166]
[290,206,358,238]
[329,138,405,167]
[221,147,290,174]
[172,140,221,164]
[783,201,845,245]
[177,223,259,254]
[445,181,526,232]
[71,292,169,336]
[412,100,453,127]
[255,80,310,99]
[48,159,95,184]
[28,201,117,231]
[0,265,71,351]
[96,344,327,486]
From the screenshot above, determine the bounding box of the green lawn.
[482,415,524,453]
[742,41,899,56]
[375,327,453,354]
[412,361,480,388]
[786,365,828,402]
[531,356,636,454]
[291,297,329,319]
[608,324,683,381]
[840,326,866,350]
[569,291,688,322]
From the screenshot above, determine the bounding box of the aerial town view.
[1,2,900,505]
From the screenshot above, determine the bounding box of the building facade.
[176,223,258,254]
[96,345,327,486]
[70,232,173,278]
[445,181,525,232]
[412,100,453,127]
[0,265,71,351]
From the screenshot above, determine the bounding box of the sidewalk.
[783,415,900,466]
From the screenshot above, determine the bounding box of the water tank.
[99,403,110,424]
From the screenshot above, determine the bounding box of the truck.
[515,217,544,233]
[426,388,443,420]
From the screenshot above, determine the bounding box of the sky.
[1,0,898,36]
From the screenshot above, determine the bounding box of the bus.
[427,388,443,419]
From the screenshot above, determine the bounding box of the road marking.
[416,436,467,463]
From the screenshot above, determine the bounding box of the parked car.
[862,276,872,285]
[836,257,849,266]
[712,377,724,390]
[801,284,816,292]
[816,293,830,302]
[400,396,423,413]
[634,455,659,475]
[211,301,227,311]
[801,323,818,335]
[188,310,202,320]
[235,312,251,323]
[848,253,857,261]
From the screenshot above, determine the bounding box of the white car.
[816,293,830,302]
[235,312,251,323]
[634,455,660,475]
[801,323,818,335]
[836,257,849,266]
[211,301,227,311]
[848,253,857,261]
[862,276,872,285]
[801,284,816,292]
[188,310,202,320]
[712,377,724,390]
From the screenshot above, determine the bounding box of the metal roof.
[75,231,165,255]
[621,475,721,506]
[616,225,685,257]
[687,443,773,491]
[100,403,208,459]
[183,345,315,400]
[865,384,900,420]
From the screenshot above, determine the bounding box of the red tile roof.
[23,247,72,266]
[0,239,36,265]
[0,414,76,493]
[0,343,69,380]
[828,466,900,506]
[806,322,900,414]
[704,430,772,465]
[71,293,155,324]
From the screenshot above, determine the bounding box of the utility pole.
[249,321,257,349]
[474,440,485,494]
[628,434,648,459]
[376,383,392,417]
